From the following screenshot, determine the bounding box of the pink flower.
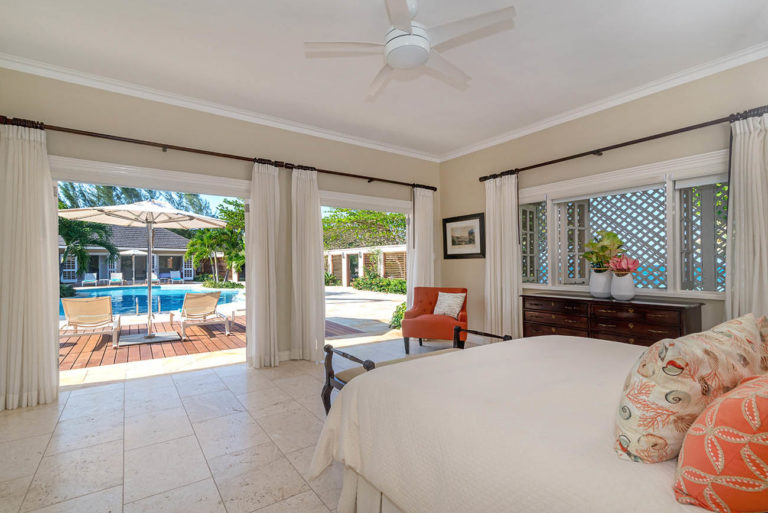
[609,255,640,275]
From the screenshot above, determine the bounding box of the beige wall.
[0,68,439,355]
[439,57,768,331]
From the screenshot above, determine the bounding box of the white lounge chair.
[150,273,160,284]
[170,291,230,340]
[109,272,125,285]
[81,273,97,286]
[169,270,184,284]
[60,296,121,347]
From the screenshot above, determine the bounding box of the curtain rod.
[478,105,768,183]
[0,115,437,192]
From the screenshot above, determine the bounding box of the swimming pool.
[59,285,243,317]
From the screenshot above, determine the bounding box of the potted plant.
[608,255,640,300]
[583,231,624,298]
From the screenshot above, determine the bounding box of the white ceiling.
[1,0,767,161]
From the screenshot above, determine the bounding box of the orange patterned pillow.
[759,316,768,346]
[615,314,765,463]
[675,374,768,512]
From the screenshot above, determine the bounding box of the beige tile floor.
[0,339,453,513]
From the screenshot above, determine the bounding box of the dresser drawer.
[589,319,680,339]
[524,310,588,329]
[591,304,680,326]
[590,331,656,347]
[523,297,587,315]
[523,322,588,338]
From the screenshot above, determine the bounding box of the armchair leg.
[419,338,423,346]
[403,337,410,355]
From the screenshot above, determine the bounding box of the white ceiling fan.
[304,0,516,98]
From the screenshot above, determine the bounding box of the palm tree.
[185,229,221,282]
[58,217,119,280]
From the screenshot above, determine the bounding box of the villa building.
[58,225,194,283]
[325,244,406,287]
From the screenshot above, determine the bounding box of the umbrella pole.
[146,222,154,337]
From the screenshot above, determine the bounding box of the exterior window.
[679,183,728,291]
[61,254,78,282]
[548,188,667,288]
[590,187,667,289]
[519,202,547,284]
[556,200,589,284]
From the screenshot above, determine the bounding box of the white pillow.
[433,292,466,319]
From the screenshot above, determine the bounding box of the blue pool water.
[59,286,243,317]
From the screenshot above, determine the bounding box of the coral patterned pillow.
[615,314,765,463]
[674,374,768,512]
[759,316,768,346]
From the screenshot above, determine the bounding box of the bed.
[310,335,705,513]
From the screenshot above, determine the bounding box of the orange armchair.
[401,287,467,354]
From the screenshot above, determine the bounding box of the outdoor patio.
[59,316,366,371]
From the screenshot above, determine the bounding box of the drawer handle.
[628,308,635,313]
[647,313,666,318]
[550,302,555,306]
[598,323,616,328]
[629,323,635,329]
[551,314,556,319]
[551,327,557,333]
[599,309,617,313]
[564,306,578,310]
[648,329,668,335]
[563,319,578,324]
[628,338,636,344]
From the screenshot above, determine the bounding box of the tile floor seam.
[22,482,121,513]
[239,385,319,511]
[122,476,214,508]
[18,391,75,513]
[122,377,126,510]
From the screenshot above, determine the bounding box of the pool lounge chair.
[149,273,161,284]
[109,272,125,285]
[81,273,98,286]
[169,270,184,284]
[170,291,230,340]
[60,296,121,347]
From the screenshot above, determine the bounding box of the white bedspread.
[310,336,705,513]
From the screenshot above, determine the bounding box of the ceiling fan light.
[385,32,430,69]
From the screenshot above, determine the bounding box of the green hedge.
[389,301,407,329]
[60,283,76,297]
[352,276,406,295]
[202,280,244,289]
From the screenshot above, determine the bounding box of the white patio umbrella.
[59,200,226,345]
[119,248,146,285]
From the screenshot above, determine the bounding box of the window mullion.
[666,175,679,294]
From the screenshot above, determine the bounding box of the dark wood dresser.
[521,293,702,346]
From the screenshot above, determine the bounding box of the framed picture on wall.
[443,213,485,259]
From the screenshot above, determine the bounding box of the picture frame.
[443,213,485,259]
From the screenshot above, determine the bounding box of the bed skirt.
[339,467,406,513]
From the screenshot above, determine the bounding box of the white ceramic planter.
[611,273,635,300]
[589,270,612,298]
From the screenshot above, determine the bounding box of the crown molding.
[3,41,767,165]
[439,41,768,161]
[0,52,441,163]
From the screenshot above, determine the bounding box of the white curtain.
[484,174,522,339]
[291,169,325,361]
[0,124,59,410]
[246,163,280,368]
[406,188,435,307]
[726,114,768,319]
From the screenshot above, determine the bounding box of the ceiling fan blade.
[428,6,516,47]
[304,42,384,56]
[367,65,394,98]
[385,0,413,32]
[426,51,470,88]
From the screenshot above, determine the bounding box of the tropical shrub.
[352,276,407,295]
[324,272,341,286]
[59,284,76,297]
[389,301,407,329]
[203,280,244,289]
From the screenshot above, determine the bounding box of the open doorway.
[57,180,247,386]
[321,204,408,346]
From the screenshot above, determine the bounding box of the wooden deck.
[59,316,363,370]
